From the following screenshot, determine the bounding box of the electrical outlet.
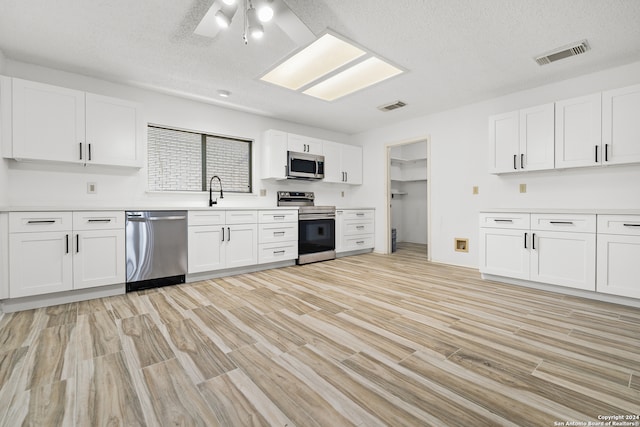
[341,191,345,197]
[87,182,97,194]
[519,183,527,193]
[472,186,479,195]
[260,189,266,197]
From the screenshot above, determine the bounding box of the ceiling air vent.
[535,40,590,66]
[378,100,407,112]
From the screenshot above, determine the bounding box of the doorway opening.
[386,136,431,259]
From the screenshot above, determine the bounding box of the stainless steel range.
[277,191,336,264]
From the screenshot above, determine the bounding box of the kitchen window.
[147,125,252,193]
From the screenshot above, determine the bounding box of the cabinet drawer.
[188,210,225,226]
[258,242,298,264]
[10,212,72,233]
[343,235,374,251]
[343,221,374,236]
[73,211,124,230]
[479,213,529,229]
[259,223,298,244]
[531,214,596,233]
[340,210,374,221]
[259,210,298,224]
[225,210,258,225]
[598,215,640,236]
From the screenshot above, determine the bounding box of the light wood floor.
[1,243,639,426]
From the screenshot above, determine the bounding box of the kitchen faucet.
[209,175,224,206]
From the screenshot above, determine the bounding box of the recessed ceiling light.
[217,89,231,97]
[303,57,403,101]
[260,33,366,91]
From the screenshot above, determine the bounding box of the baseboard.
[0,283,125,313]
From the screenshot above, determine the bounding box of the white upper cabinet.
[518,103,555,171]
[555,93,602,168]
[488,111,519,173]
[287,133,323,155]
[602,83,640,165]
[85,93,141,167]
[489,104,555,174]
[7,77,141,168]
[323,141,362,184]
[12,78,86,163]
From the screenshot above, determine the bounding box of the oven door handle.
[299,214,336,221]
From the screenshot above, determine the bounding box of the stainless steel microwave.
[287,151,324,180]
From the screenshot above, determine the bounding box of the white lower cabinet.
[258,210,298,264]
[187,210,258,274]
[336,209,375,253]
[596,215,640,299]
[479,212,596,292]
[8,211,125,298]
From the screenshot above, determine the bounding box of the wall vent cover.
[378,100,407,112]
[535,40,590,65]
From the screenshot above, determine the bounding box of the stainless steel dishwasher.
[125,210,187,292]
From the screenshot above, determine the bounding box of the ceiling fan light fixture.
[214,9,232,28]
[222,0,236,5]
[257,3,274,22]
[246,5,264,39]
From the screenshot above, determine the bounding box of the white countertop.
[336,207,375,210]
[481,208,640,215]
[1,206,299,212]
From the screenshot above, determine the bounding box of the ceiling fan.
[194,0,315,45]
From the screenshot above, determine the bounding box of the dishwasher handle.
[127,215,186,222]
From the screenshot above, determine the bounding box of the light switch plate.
[87,182,97,194]
[472,186,479,195]
[260,189,266,197]
[519,183,526,193]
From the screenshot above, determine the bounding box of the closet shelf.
[390,156,427,165]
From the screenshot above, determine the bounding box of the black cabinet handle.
[532,233,536,250]
[550,221,573,225]
[79,142,83,160]
[227,227,230,241]
[623,224,640,227]
[88,219,112,223]
[595,145,599,163]
[345,172,348,182]
[88,143,92,161]
[524,232,527,249]
[520,154,524,169]
[273,250,286,255]
[604,144,609,162]
[221,227,225,241]
[65,234,69,254]
[27,220,55,224]
[513,154,517,170]
[76,234,79,253]
[494,219,513,223]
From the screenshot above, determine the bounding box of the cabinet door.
[188,226,225,273]
[322,141,342,183]
[73,229,125,289]
[261,129,287,179]
[479,228,529,279]
[342,144,363,184]
[225,224,258,269]
[555,93,602,168]
[530,231,595,290]
[288,133,323,155]
[519,103,555,171]
[9,232,73,297]
[596,234,640,299]
[488,111,519,173]
[12,78,85,163]
[602,84,640,165]
[85,93,141,167]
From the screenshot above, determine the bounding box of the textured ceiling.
[1,0,640,134]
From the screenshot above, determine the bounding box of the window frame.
[147,124,253,194]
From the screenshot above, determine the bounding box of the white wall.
[3,60,357,209]
[352,60,640,268]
